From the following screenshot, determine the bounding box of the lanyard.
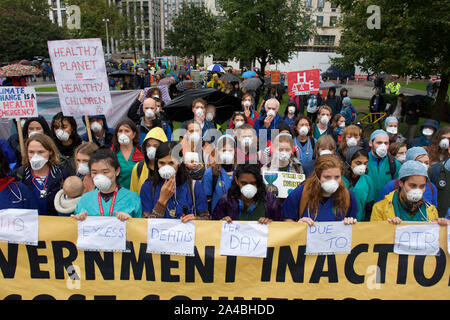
[31,173,49,193]
[98,186,119,217]
[238,199,258,221]
[295,137,310,162]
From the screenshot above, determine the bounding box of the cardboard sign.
[0,87,37,119]
[262,170,305,198]
[394,224,440,256]
[146,219,195,256]
[220,222,268,258]
[48,38,113,117]
[0,209,38,245]
[271,70,281,84]
[287,69,320,96]
[77,217,127,252]
[306,222,353,255]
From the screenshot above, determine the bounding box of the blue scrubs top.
[0,182,38,210]
[140,180,208,218]
[282,184,358,221]
[201,167,233,212]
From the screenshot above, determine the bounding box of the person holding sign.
[13,134,69,215]
[72,149,142,221]
[262,132,304,174]
[371,160,446,226]
[213,164,281,223]
[0,149,38,210]
[81,115,115,148]
[140,141,209,220]
[342,147,375,221]
[282,154,358,225]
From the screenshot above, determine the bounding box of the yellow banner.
[0,217,449,300]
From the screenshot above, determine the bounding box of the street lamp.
[102,18,111,59]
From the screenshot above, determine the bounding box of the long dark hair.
[283,100,299,119]
[151,141,189,187]
[227,164,266,202]
[23,116,53,139]
[51,112,81,145]
[112,119,141,151]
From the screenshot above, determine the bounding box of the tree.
[163,2,218,66]
[333,0,450,119]
[214,0,315,73]
[0,0,67,61]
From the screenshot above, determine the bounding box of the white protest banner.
[77,217,127,252]
[220,222,268,258]
[48,38,113,117]
[146,219,195,256]
[262,170,305,198]
[394,224,440,256]
[0,209,38,245]
[0,87,37,119]
[306,222,352,255]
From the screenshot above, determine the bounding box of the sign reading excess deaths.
[47,38,112,117]
[0,87,37,118]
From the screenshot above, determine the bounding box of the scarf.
[0,176,15,193]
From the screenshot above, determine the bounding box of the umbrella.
[158,77,175,87]
[0,64,41,77]
[319,82,342,89]
[136,63,148,70]
[163,88,242,123]
[220,73,241,83]
[19,59,30,65]
[240,77,263,91]
[242,71,257,79]
[108,70,134,77]
[207,64,226,73]
[176,80,202,91]
[44,58,50,63]
[155,69,166,76]
[30,60,40,66]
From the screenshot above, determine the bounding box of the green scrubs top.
[343,174,375,221]
[117,147,137,189]
[367,152,400,200]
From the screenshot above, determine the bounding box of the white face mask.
[159,165,176,180]
[422,128,434,137]
[240,184,257,199]
[90,121,103,133]
[28,131,40,137]
[319,149,332,156]
[30,154,48,171]
[55,129,70,142]
[396,154,406,163]
[321,179,340,194]
[347,137,358,147]
[188,132,201,143]
[235,121,244,128]
[338,122,346,129]
[153,95,160,100]
[288,107,296,114]
[439,138,449,149]
[93,174,112,192]
[195,108,204,117]
[155,107,161,115]
[352,164,367,176]
[375,144,388,158]
[219,151,234,164]
[406,188,424,202]
[145,109,155,118]
[77,163,90,176]
[320,116,329,125]
[267,110,276,118]
[386,126,398,135]
[243,101,252,108]
[278,151,291,162]
[205,112,214,122]
[146,146,157,160]
[118,133,131,145]
[298,126,309,137]
[242,137,253,147]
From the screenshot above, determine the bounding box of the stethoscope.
[8,182,23,204]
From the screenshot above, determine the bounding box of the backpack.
[387,155,397,180]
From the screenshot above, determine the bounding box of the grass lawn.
[35,87,57,92]
[399,81,450,96]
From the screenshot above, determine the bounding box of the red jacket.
[111,144,144,162]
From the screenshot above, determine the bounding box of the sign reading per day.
[48,38,112,117]
[288,69,320,96]
[0,87,37,119]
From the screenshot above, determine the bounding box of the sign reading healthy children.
[48,38,113,141]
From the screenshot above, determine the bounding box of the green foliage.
[164,2,218,60]
[214,0,315,71]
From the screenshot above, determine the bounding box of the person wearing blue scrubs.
[140,141,210,221]
[73,149,142,221]
[293,115,315,166]
[378,147,438,206]
[283,154,358,225]
[202,135,235,213]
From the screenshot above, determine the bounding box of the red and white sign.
[0,87,37,119]
[48,38,112,117]
[355,74,368,80]
[287,69,320,96]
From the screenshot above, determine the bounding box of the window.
[314,35,335,46]
[317,0,325,11]
[330,16,337,27]
[305,0,312,7]
[316,16,323,27]
[331,2,337,12]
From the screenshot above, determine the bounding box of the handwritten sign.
[287,69,320,96]
[220,222,268,258]
[0,87,37,119]
[262,170,305,198]
[306,222,352,255]
[394,224,440,256]
[48,38,113,117]
[0,209,38,245]
[146,219,195,256]
[77,217,127,252]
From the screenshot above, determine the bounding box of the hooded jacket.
[407,119,439,148]
[81,115,115,148]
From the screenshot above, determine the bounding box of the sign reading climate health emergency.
[48,38,113,117]
[288,69,320,96]
[262,170,306,198]
[0,87,37,119]
[0,218,449,300]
